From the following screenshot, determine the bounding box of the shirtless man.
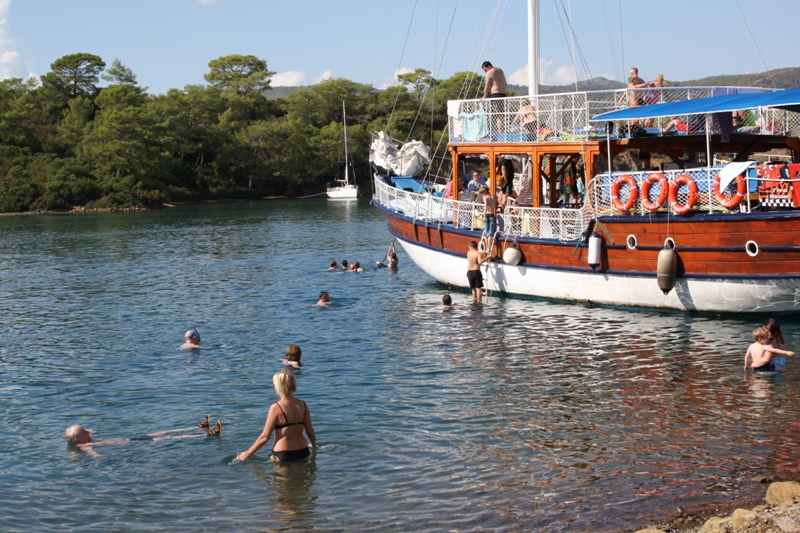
[66,417,219,457]
[479,186,498,244]
[181,329,201,349]
[482,61,508,133]
[466,241,491,303]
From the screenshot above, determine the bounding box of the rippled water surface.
[2,199,800,532]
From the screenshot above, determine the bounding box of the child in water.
[744,327,795,372]
[283,345,302,368]
[763,318,792,369]
[316,291,331,306]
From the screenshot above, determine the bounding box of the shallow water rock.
[766,482,800,505]
[698,515,730,533]
[730,508,756,530]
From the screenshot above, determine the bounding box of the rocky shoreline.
[0,197,289,217]
[636,481,800,533]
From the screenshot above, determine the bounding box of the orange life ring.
[712,172,746,209]
[668,174,698,215]
[611,174,638,212]
[640,172,668,211]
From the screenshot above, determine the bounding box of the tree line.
[0,53,485,212]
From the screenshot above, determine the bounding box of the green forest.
[0,53,486,213]
[1,52,797,213]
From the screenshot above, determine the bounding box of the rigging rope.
[734,0,775,89]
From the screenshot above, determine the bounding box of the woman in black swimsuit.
[235,370,316,462]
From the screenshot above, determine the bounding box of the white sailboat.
[327,101,358,199]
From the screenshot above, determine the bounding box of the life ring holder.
[668,174,698,215]
[640,173,669,211]
[712,172,746,209]
[610,174,638,212]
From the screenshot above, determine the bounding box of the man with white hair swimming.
[66,415,221,456]
[181,329,201,349]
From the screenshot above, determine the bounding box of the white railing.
[448,87,800,143]
[589,165,800,216]
[374,177,587,241]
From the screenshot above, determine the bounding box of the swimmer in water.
[234,370,316,463]
[341,260,348,270]
[350,261,364,272]
[442,294,453,306]
[65,415,221,457]
[316,291,331,306]
[283,344,302,368]
[328,261,338,270]
[181,329,201,349]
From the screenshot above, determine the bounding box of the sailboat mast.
[342,100,349,182]
[527,0,540,96]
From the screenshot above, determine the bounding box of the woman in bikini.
[235,370,316,462]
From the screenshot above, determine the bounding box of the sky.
[1,0,798,95]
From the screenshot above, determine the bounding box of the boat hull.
[377,204,800,313]
[327,185,358,199]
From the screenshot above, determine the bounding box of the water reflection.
[3,200,800,533]
[250,457,319,524]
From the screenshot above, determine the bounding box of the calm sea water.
[2,198,800,532]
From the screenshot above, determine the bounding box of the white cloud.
[271,71,306,87]
[0,0,28,80]
[313,70,332,84]
[393,67,413,81]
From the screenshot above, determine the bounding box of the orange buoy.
[641,173,668,211]
[668,174,698,215]
[712,173,746,209]
[610,174,638,212]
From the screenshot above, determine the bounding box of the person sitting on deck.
[660,117,688,133]
[512,99,539,140]
[444,178,463,199]
[466,170,488,193]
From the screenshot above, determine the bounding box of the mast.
[342,100,349,183]
[527,0,539,96]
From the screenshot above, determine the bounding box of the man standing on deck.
[466,241,491,303]
[482,61,508,134]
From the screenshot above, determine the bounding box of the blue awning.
[591,87,800,122]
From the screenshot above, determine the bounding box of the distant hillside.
[267,68,800,101]
[671,67,800,89]
[508,76,625,95]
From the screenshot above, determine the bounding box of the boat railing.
[589,165,800,216]
[448,87,800,143]
[374,177,587,241]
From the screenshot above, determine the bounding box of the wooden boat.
[372,86,800,313]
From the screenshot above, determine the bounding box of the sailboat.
[327,101,359,199]
[371,1,800,313]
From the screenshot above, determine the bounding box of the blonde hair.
[656,73,664,80]
[285,344,302,362]
[65,425,83,444]
[752,327,770,342]
[273,369,297,397]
